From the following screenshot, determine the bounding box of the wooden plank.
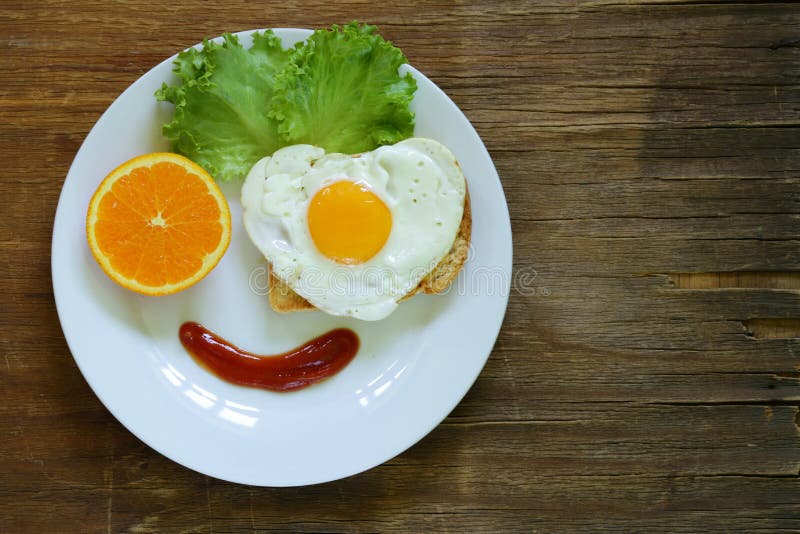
[744,318,800,339]
[4,404,797,483]
[675,272,800,290]
[2,406,798,531]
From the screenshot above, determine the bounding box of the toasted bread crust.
[267,191,472,313]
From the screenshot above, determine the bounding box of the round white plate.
[52,29,511,486]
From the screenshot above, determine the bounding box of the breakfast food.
[86,152,231,295]
[241,138,470,320]
[75,25,477,396]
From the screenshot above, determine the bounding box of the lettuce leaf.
[156,31,291,181]
[156,23,417,181]
[271,23,417,154]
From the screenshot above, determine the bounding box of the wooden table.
[3,1,799,531]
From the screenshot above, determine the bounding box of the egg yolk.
[307,180,392,264]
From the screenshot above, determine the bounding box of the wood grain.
[2,0,800,532]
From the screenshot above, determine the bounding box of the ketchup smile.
[179,322,359,392]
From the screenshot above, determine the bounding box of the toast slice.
[267,191,472,313]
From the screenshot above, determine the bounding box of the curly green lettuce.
[156,31,291,182]
[270,22,417,154]
[156,23,417,181]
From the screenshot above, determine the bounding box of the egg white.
[241,138,466,320]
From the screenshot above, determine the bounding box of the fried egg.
[241,138,466,320]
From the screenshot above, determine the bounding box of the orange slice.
[86,152,231,296]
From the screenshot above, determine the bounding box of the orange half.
[86,152,231,296]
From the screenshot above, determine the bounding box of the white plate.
[52,29,511,486]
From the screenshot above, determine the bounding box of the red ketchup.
[179,322,359,392]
